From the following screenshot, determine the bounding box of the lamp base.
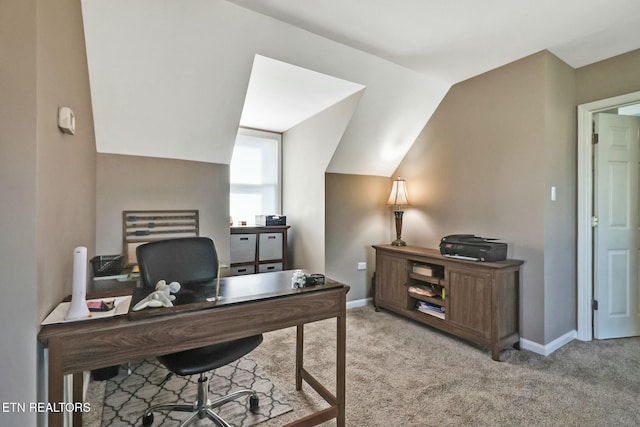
[392,210,406,247]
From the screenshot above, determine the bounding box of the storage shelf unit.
[373,244,523,361]
[230,226,290,275]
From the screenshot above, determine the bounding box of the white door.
[593,113,640,339]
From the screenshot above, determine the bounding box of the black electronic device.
[439,234,507,262]
[255,215,287,226]
[305,274,325,286]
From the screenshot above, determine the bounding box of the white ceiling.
[82,0,448,175]
[240,55,365,132]
[82,0,640,177]
[228,0,640,84]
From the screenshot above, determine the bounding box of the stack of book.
[408,285,437,298]
[412,263,443,277]
[417,301,445,319]
[408,284,446,300]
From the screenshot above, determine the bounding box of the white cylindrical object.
[65,246,90,320]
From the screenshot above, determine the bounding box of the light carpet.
[250,306,640,426]
[88,306,640,426]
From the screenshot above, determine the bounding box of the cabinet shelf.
[407,279,446,305]
[409,272,443,285]
[408,291,446,307]
[415,307,445,320]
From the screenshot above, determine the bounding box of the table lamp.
[386,177,409,246]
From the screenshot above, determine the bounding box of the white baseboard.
[520,330,577,356]
[346,297,372,310]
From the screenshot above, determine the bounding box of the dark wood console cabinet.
[373,244,523,360]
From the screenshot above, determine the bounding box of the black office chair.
[136,237,263,427]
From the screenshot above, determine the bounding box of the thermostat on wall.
[58,106,76,135]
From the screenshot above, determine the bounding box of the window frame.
[230,128,283,225]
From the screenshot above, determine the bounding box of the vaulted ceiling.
[229,0,640,82]
[82,0,640,177]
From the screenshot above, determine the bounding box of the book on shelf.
[416,301,445,319]
[408,283,446,300]
[418,301,445,313]
[408,285,436,298]
[412,263,443,277]
[412,263,434,276]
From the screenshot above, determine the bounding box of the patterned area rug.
[101,357,292,427]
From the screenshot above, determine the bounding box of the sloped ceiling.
[82,0,447,176]
[82,0,640,177]
[240,55,365,132]
[228,0,640,82]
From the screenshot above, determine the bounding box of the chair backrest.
[136,237,219,288]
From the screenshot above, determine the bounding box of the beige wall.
[1,0,97,425]
[393,51,570,344]
[542,54,576,342]
[36,0,97,321]
[283,92,362,274]
[96,153,231,269]
[576,48,640,105]
[0,1,38,423]
[325,173,389,302]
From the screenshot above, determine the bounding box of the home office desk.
[38,271,349,427]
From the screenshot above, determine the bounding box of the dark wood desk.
[38,271,349,427]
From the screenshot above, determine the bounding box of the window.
[230,128,281,225]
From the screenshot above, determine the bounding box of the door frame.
[577,90,640,341]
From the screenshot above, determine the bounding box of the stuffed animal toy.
[132,280,181,311]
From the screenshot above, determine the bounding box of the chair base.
[142,373,259,427]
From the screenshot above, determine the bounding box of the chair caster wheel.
[249,394,259,413]
[142,412,154,426]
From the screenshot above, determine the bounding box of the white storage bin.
[259,233,282,261]
[230,265,256,276]
[258,262,283,273]
[230,234,256,263]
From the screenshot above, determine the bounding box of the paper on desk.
[92,274,129,281]
[41,296,132,325]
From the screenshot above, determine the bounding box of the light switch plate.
[58,106,76,135]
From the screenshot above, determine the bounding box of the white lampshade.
[386,177,409,206]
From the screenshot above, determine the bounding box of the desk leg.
[336,301,346,427]
[73,372,84,426]
[296,324,304,390]
[291,292,346,427]
[48,337,64,427]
